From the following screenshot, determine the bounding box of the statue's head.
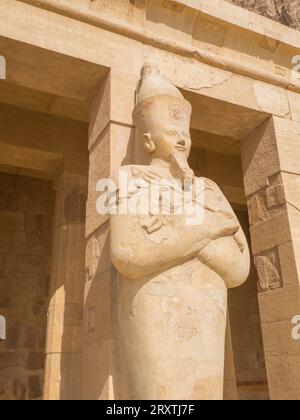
[134,64,193,169]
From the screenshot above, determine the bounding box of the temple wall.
[0,173,55,400]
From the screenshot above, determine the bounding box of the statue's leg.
[117,260,227,400]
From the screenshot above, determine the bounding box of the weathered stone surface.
[5,322,22,349]
[13,380,26,400]
[27,352,45,370]
[228,0,300,30]
[0,173,54,400]
[64,190,86,223]
[28,375,42,400]
[110,64,250,400]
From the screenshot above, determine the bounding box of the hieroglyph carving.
[255,255,282,291]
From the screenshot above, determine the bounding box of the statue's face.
[145,122,192,161]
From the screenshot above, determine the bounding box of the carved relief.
[265,184,286,209]
[248,192,269,224]
[255,249,282,292]
[248,181,287,226]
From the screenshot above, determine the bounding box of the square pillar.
[44,171,87,400]
[241,116,300,400]
[82,69,138,400]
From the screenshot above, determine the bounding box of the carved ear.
[142,133,156,154]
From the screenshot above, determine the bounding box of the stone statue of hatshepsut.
[110,63,250,400]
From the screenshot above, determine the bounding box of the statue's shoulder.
[194,176,223,194]
[114,165,168,184]
[111,165,141,185]
[199,177,233,212]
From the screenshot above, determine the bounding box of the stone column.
[44,171,87,400]
[82,69,138,400]
[241,116,300,400]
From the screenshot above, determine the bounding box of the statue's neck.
[149,155,194,183]
[149,157,171,171]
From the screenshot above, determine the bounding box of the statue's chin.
[170,151,194,182]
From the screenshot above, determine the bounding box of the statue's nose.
[177,139,185,146]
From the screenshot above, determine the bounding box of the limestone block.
[145,0,195,44]
[43,353,61,400]
[287,205,300,239]
[110,70,138,127]
[85,224,111,282]
[227,0,300,31]
[292,240,300,285]
[253,83,290,118]
[17,253,48,274]
[258,286,300,399]
[18,194,33,213]
[261,319,300,357]
[91,0,146,26]
[28,375,42,400]
[81,340,111,400]
[0,230,11,252]
[241,119,280,197]
[86,129,110,237]
[43,172,86,400]
[46,303,82,354]
[278,241,299,288]
[281,172,300,211]
[258,286,300,323]
[85,237,101,283]
[0,172,15,192]
[89,74,111,149]
[0,191,18,211]
[87,121,133,237]
[52,257,85,305]
[273,117,300,175]
[193,14,227,53]
[265,354,300,400]
[84,270,112,345]
[24,214,50,233]
[288,90,300,122]
[110,124,134,169]
[0,254,4,272]
[250,212,291,254]
[0,211,24,231]
[26,352,45,370]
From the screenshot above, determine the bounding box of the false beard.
[170,152,195,183]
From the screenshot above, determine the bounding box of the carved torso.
[111,165,249,289]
